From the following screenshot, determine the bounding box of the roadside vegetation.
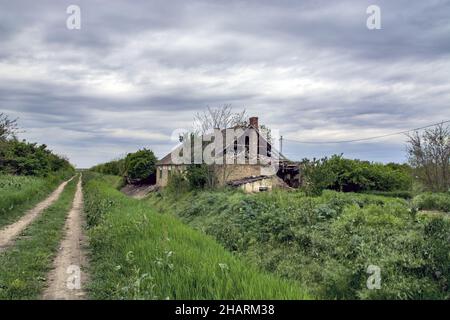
[0,172,74,229]
[0,113,75,228]
[1,113,74,177]
[90,149,156,184]
[90,157,125,176]
[0,139,74,177]
[0,177,78,299]
[300,154,412,195]
[150,188,450,300]
[413,193,450,213]
[82,172,309,299]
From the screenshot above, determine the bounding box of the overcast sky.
[0,0,449,167]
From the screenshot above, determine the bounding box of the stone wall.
[156,165,186,187]
[216,164,263,184]
[156,164,272,187]
[240,177,272,193]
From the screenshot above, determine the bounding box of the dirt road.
[0,177,74,251]
[42,176,88,300]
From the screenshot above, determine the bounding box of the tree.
[407,123,450,192]
[193,105,246,134]
[0,113,19,141]
[124,149,157,184]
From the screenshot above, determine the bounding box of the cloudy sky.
[0,0,449,167]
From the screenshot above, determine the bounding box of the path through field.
[42,176,88,300]
[0,177,74,251]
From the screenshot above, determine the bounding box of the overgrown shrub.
[413,193,450,212]
[0,139,74,176]
[166,171,189,194]
[185,164,209,189]
[91,149,157,184]
[301,155,412,195]
[90,158,125,176]
[1,114,73,176]
[124,149,157,183]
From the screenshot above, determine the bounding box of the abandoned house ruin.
[155,117,301,192]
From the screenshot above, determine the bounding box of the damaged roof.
[156,117,288,166]
[227,175,270,187]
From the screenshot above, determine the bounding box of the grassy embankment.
[83,172,310,299]
[0,176,78,299]
[149,189,450,300]
[0,171,74,228]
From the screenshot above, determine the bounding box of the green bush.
[91,149,157,184]
[1,114,74,177]
[91,158,125,176]
[166,171,189,194]
[413,193,450,212]
[185,164,209,189]
[301,155,412,195]
[124,149,157,183]
[0,139,74,176]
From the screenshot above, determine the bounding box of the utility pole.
[280,135,283,154]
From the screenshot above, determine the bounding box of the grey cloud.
[0,0,449,167]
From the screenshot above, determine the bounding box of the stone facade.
[216,164,263,184]
[156,164,186,187]
[155,163,272,187]
[239,177,272,193]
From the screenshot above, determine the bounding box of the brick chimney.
[249,116,259,129]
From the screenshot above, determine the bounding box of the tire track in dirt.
[0,176,75,252]
[42,175,88,300]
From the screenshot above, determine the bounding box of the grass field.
[0,176,78,299]
[149,189,450,300]
[0,172,72,229]
[82,172,310,299]
[3,169,445,300]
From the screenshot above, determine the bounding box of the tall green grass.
[0,176,78,299]
[150,189,450,300]
[0,171,73,228]
[83,172,310,300]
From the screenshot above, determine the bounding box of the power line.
[283,120,450,144]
